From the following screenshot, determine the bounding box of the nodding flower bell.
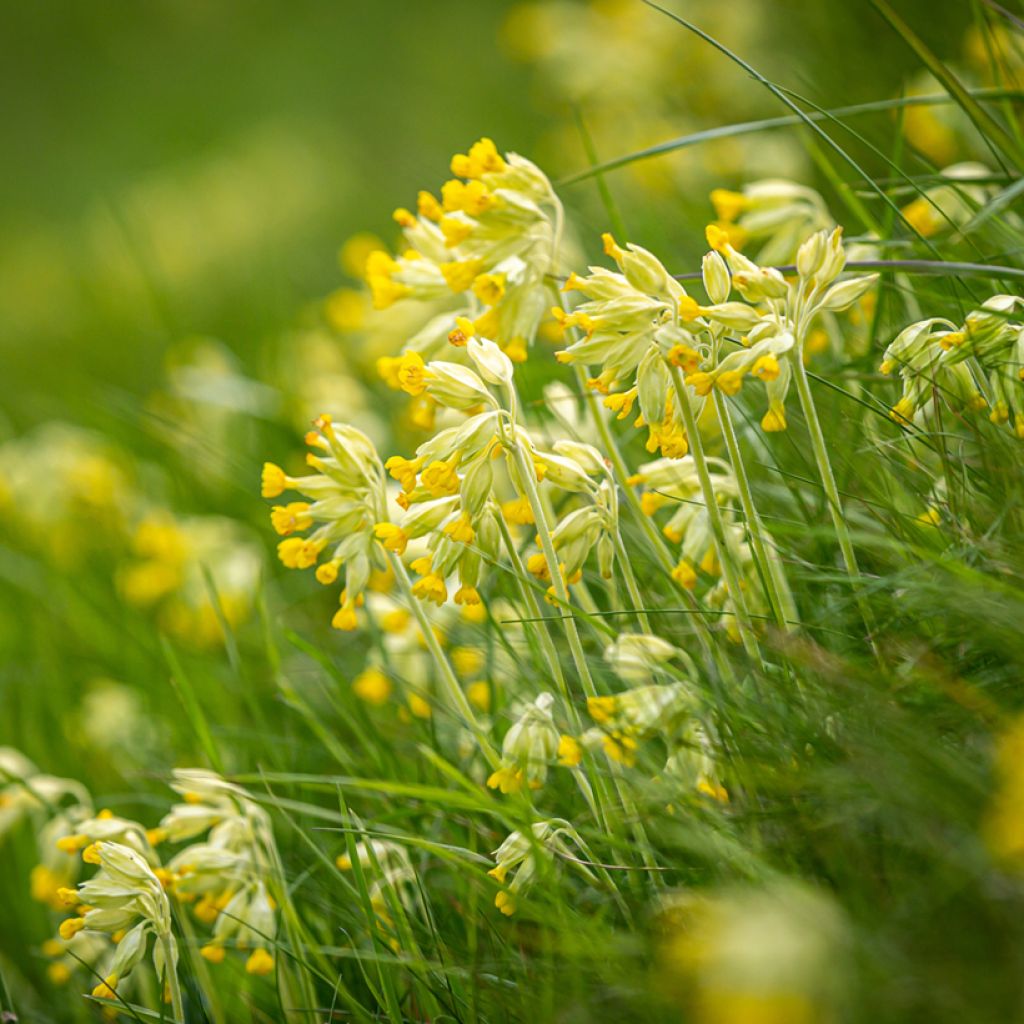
[488,819,590,916]
[487,693,560,794]
[58,841,177,1004]
[158,770,281,975]
[881,296,1023,437]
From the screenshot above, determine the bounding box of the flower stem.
[389,552,501,767]
[573,366,728,674]
[712,390,795,632]
[511,439,598,699]
[669,364,761,660]
[161,935,185,1024]
[612,530,652,632]
[494,512,582,732]
[787,351,879,651]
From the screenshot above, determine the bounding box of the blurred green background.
[0,0,978,433]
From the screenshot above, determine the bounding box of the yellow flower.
[261,462,288,499]
[353,667,392,706]
[412,573,448,605]
[374,522,409,555]
[443,513,475,545]
[451,646,484,677]
[486,765,524,794]
[761,403,787,433]
[501,496,534,525]
[709,188,748,222]
[473,272,507,306]
[407,693,432,719]
[420,457,460,497]
[384,454,423,493]
[671,560,698,590]
[441,258,486,293]
[270,502,312,536]
[494,890,516,916]
[396,351,428,396]
[587,696,616,725]
[91,975,118,1000]
[467,681,491,712]
[751,354,780,381]
[245,948,275,976]
[200,943,226,964]
[450,137,506,178]
[557,734,583,767]
[454,584,482,606]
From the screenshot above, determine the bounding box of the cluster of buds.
[881,295,1023,437]
[154,770,279,976]
[568,684,694,768]
[666,225,877,432]
[381,339,516,607]
[263,416,391,630]
[371,137,562,378]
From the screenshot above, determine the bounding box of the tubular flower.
[487,693,560,794]
[263,416,397,631]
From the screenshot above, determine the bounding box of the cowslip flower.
[487,693,560,794]
[488,819,587,916]
[156,770,280,976]
[370,138,562,368]
[263,415,392,630]
[57,840,178,1005]
[708,179,833,264]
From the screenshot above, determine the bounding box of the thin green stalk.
[161,935,185,1024]
[712,390,794,632]
[669,364,761,660]
[612,530,652,632]
[389,553,500,767]
[494,512,580,731]
[510,439,598,699]
[787,351,880,651]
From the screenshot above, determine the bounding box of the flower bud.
[701,251,731,304]
[468,336,515,386]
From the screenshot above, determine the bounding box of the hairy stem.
[669,364,761,660]
[787,350,880,651]
[511,439,598,699]
[712,390,795,632]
